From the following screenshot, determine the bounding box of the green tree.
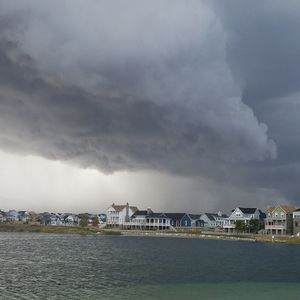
[249,219,260,233]
[79,215,88,227]
[92,216,99,227]
[235,220,246,233]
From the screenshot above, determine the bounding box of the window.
[185,220,188,226]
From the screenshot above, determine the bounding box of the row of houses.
[106,203,300,236]
[0,210,107,226]
[2,203,300,236]
[0,210,31,222]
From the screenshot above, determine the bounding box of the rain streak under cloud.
[0,0,299,212]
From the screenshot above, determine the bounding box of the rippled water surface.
[0,233,300,299]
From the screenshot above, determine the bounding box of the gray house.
[200,212,228,229]
[6,210,19,222]
[265,205,295,235]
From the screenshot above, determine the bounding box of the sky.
[0,0,299,213]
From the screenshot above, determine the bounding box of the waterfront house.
[39,212,52,225]
[106,203,138,228]
[0,210,7,222]
[0,211,5,222]
[50,214,63,226]
[18,211,31,222]
[265,205,295,235]
[223,207,264,233]
[97,213,106,224]
[188,214,205,228]
[131,208,171,230]
[293,208,300,236]
[164,213,186,227]
[200,212,228,229]
[64,214,79,226]
[6,210,19,222]
[39,213,64,226]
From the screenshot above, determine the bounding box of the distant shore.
[0,223,300,245]
[0,223,120,236]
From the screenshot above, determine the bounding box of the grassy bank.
[0,223,121,236]
[1,224,300,244]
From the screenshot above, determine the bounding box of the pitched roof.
[132,210,148,216]
[188,214,202,220]
[204,213,226,221]
[295,208,300,212]
[280,205,296,213]
[238,207,257,214]
[267,205,295,214]
[164,213,186,221]
[111,204,138,212]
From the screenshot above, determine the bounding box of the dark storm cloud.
[2,0,300,207]
[210,0,300,104]
[0,0,276,177]
[207,0,300,204]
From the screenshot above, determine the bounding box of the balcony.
[265,216,286,221]
[265,225,285,230]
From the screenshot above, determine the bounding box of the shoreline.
[0,223,299,245]
[118,229,300,245]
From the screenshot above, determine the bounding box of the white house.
[223,207,263,232]
[106,203,138,228]
[130,208,171,230]
[50,214,63,226]
[64,214,78,226]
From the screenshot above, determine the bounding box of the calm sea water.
[0,233,300,299]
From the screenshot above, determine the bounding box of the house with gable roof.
[0,210,5,222]
[106,203,138,228]
[6,210,19,222]
[18,211,31,222]
[188,214,205,228]
[131,208,171,230]
[293,208,300,236]
[164,213,184,227]
[265,205,295,235]
[163,213,204,228]
[200,212,228,229]
[223,207,265,233]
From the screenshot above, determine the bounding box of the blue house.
[165,213,185,227]
[165,213,203,228]
[180,214,193,227]
[179,214,205,227]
